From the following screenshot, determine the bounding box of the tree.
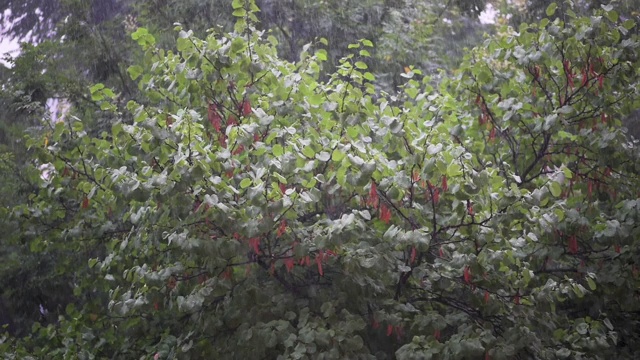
[0,0,492,338]
[0,0,126,41]
[3,1,640,358]
[505,0,640,35]
[132,0,490,87]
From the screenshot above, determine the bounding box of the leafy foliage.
[3,1,640,359]
[0,0,489,339]
[378,0,490,72]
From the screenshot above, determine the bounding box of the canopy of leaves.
[0,0,491,340]
[507,0,640,32]
[2,1,640,359]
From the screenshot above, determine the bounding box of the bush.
[5,2,640,358]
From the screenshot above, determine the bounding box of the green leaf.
[361,39,373,47]
[586,277,596,291]
[332,150,346,162]
[90,83,105,92]
[273,172,287,184]
[556,348,571,358]
[427,143,443,155]
[405,87,418,99]
[575,322,589,335]
[308,94,324,106]
[572,284,585,298]
[272,144,284,157]
[130,27,148,40]
[354,61,368,70]
[549,182,562,197]
[557,105,573,114]
[544,114,558,130]
[316,152,330,162]
[446,163,462,177]
[600,4,613,12]
[546,3,557,16]
[316,49,328,61]
[240,178,252,189]
[622,19,636,30]
[127,65,144,80]
[603,318,614,331]
[302,146,316,158]
[232,8,247,17]
[604,220,619,237]
[605,10,619,23]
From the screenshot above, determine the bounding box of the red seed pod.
[277,219,287,237]
[479,113,487,125]
[489,127,496,141]
[463,266,472,284]
[410,246,417,265]
[315,250,325,277]
[208,103,222,132]
[379,204,392,224]
[581,68,588,87]
[567,74,574,89]
[284,257,295,273]
[249,238,261,254]
[368,181,379,208]
[241,100,252,116]
[598,74,604,89]
[218,133,227,148]
[433,188,440,204]
[232,144,245,155]
[395,325,404,339]
[227,114,238,126]
[412,171,420,182]
[568,235,578,254]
